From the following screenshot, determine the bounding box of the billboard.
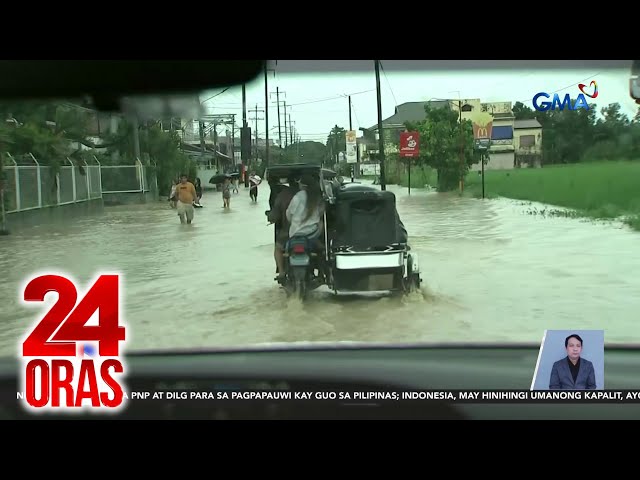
[346,130,357,164]
[471,111,493,150]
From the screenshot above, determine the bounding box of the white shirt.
[286,190,324,238]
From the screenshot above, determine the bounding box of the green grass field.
[463,162,640,231]
[374,163,438,190]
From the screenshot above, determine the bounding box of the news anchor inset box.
[531,330,604,391]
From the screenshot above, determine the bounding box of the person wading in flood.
[175,174,197,224]
[249,171,261,203]
[168,178,177,209]
[194,177,203,206]
[222,177,231,209]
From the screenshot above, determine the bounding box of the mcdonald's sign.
[473,122,493,140]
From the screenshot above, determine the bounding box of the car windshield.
[0,59,639,355]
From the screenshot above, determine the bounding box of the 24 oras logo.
[18,273,127,413]
[532,80,599,112]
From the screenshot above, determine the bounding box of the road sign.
[399,131,420,158]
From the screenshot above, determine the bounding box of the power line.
[205,89,375,109]
[201,87,231,104]
[350,102,362,129]
[379,61,398,108]
[292,89,374,107]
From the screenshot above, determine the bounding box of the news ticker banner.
[120,390,640,403]
[18,390,640,405]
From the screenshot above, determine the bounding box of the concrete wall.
[5,198,104,231]
[102,191,158,206]
[471,152,516,172]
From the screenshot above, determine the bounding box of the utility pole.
[290,120,297,160]
[264,64,269,168]
[242,83,249,187]
[348,96,353,178]
[270,88,286,159]
[289,114,293,145]
[231,121,235,164]
[250,104,264,164]
[277,88,282,150]
[198,119,206,156]
[348,95,360,177]
[242,84,247,127]
[458,98,464,193]
[212,122,218,170]
[447,91,465,193]
[374,60,386,190]
[283,101,288,150]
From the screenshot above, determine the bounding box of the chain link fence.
[1,154,156,213]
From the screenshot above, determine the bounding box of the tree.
[326,125,346,164]
[0,125,13,210]
[406,104,481,192]
[0,101,201,196]
[144,125,195,193]
[284,141,326,165]
[512,101,537,120]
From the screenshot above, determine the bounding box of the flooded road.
[1,182,639,355]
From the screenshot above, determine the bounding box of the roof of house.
[492,112,515,119]
[368,100,450,130]
[514,118,542,129]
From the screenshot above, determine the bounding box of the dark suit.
[549,356,597,390]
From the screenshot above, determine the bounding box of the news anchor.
[549,334,597,390]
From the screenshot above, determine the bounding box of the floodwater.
[1,181,639,355]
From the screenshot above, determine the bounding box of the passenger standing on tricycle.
[267,179,296,280]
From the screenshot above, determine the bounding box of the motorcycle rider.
[285,173,326,280]
[286,173,324,240]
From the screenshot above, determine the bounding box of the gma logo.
[532,92,590,112]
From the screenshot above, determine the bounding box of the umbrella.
[209,172,241,184]
[209,174,232,185]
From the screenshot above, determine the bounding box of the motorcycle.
[282,235,324,300]
[266,209,324,300]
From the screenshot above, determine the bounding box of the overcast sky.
[199,60,637,145]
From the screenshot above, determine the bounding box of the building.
[366,98,543,171]
[514,118,543,168]
[450,100,516,170]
